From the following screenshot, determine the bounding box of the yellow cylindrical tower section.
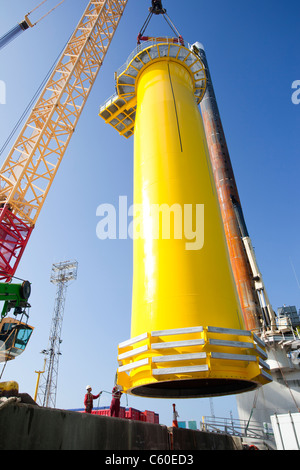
[132,59,243,336]
[99,40,271,398]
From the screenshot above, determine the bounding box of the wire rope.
[28,0,66,27]
[137,7,183,43]
[163,13,182,38]
[27,0,49,16]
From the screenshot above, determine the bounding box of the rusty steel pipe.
[195,43,262,331]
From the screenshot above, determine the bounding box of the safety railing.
[116,37,192,78]
[200,416,274,440]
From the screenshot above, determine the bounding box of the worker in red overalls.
[84,385,102,414]
[110,384,122,417]
[172,403,179,428]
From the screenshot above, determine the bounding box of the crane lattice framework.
[0,0,128,282]
[36,260,78,408]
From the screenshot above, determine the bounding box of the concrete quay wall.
[0,403,243,450]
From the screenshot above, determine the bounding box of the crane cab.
[0,317,33,363]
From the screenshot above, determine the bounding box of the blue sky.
[0,0,299,427]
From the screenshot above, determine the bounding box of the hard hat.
[86,385,92,390]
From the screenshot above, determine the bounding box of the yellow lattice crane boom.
[0,0,128,282]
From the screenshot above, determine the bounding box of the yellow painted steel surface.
[99,41,271,398]
[0,381,19,394]
[132,58,243,337]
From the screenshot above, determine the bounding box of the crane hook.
[149,0,166,15]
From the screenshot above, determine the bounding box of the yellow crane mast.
[0,0,128,282]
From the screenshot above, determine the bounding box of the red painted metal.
[81,407,159,423]
[143,410,156,423]
[125,407,141,421]
[0,205,33,282]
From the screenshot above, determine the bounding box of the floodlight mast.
[36,260,78,408]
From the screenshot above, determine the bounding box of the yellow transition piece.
[99,40,272,398]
